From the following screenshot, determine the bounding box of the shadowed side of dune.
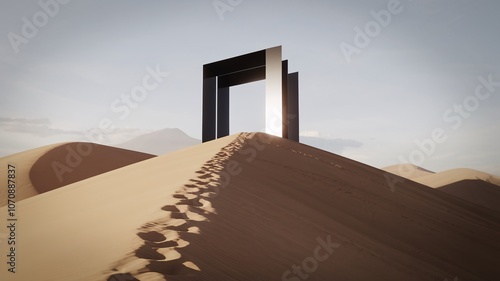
[109,133,500,281]
[177,133,500,280]
[29,142,155,194]
[438,179,500,213]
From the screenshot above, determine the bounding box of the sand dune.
[0,135,237,281]
[383,164,500,188]
[382,163,435,180]
[1,133,500,281]
[383,165,500,213]
[411,168,500,188]
[0,143,64,207]
[29,142,155,194]
[0,143,154,207]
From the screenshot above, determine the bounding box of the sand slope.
[439,180,500,213]
[0,143,64,207]
[29,142,155,194]
[0,135,238,281]
[0,143,154,207]
[1,133,500,281]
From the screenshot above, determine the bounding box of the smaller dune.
[29,142,155,194]
[382,164,435,180]
[412,168,500,188]
[383,164,500,213]
[0,143,63,207]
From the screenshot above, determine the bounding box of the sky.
[1,0,499,175]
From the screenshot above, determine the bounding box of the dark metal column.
[202,76,217,142]
[282,60,289,139]
[217,86,230,138]
[287,72,299,142]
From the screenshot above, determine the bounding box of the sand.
[438,180,500,213]
[1,133,499,281]
[412,168,500,188]
[383,164,500,188]
[0,143,64,207]
[383,164,500,212]
[0,135,238,281]
[0,143,154,207]
[29,142,155,194]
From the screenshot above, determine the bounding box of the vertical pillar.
[287,72,299,142]
[217,86,230,138]
[265,46,283,137]
[202,76,216,142]
[282,60,289,139]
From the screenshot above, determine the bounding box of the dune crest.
[412,168,500,188]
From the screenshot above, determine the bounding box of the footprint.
[161,205,180,212]
[135,245,165,260]
[137,232,166,242]
[177,198,203,207]
[105,134,245,280]
[169,212,190,220]
[167,224,190,232]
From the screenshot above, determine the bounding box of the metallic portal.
[202,46,299,142]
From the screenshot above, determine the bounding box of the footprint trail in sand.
[106,134,248,281]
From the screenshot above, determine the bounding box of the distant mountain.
[116,128,200,155]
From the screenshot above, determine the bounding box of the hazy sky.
[1,0,499,175]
